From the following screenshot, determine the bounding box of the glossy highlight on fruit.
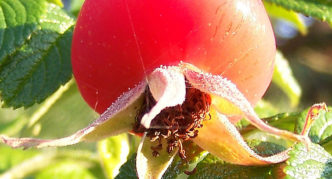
[71,0,276,114]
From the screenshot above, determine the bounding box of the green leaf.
[245,105,332,144]
[295,107,332,144]
[47,0,63,7]
[272,51,302,107]
[0,116,26,136]
[0,0,75,109]
[115,154,137,179]
[264,1,307,35]
[24,79,74,136]
[265,0,332,24]
[0,146,38,173]
[35,161,98,179]
[20,82,97,140]
[98,134,130,179]
[0,0,46,62]
[247,140,287,157]
[0,149,103,178]
[69,0,85,16]
[162,142,207,179]
[188,154,278,179]
[254,100,278,118]
[284,143,332,178]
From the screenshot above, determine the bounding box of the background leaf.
[265,0,332,24]
[284,143,332,179]
[0,149,104,179]
[0,0,74,109]
[272,51,302,107]
[68,0,85,16]
[187,154,278,179]
[254,100,279,118]
[0,81,104,178]
[115,154,137,179]
[35,161,99,179]
[295,107,332,144]
[264,1,307,35]
[47,0,63,7]
[98,134,131,179]
[162,142,207,179]
[19,82,97,141]
[0,146,38,174]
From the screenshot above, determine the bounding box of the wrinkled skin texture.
[71,0,276,114]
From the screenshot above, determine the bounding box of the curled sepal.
[137,133,177,179]
[300,103,328,136]
[0,83,146,149]
[183,67,307,143]
[141,67,186,128]
[193,109,290,165]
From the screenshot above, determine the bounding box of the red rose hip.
[71,0,276,114]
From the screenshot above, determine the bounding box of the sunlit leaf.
[47,0,63,7]
[284,143,332,178]
[264,1,307,35]
[295,107,332,144]
[272,51,302,107]
[21,82,96,139]
[265,0,332,24]
[0,146,38,174]
[35,161,97,179]
[188,154,278,179]
[162,142,207,179]
[0,116,27,136]
[0,0,74,108]
[98,134,130,179]
[69,0,85,16]
[254,100,279,118]
[247,140,287,157]
[115,154,137,179]
[0,149,103,178]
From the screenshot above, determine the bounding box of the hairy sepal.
[193,108,290,165]
[136,133,177,179]
[0,82,146,149]
[183,67,307,143]
[141,66,186,129]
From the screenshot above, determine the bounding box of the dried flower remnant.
[134,82,211,160]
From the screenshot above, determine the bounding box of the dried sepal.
[183,67,307,143]
[300,103,328,136]
[193,108,290,165]
[136,133,178,179]
[0,82,146,149]
[141,67,186,128]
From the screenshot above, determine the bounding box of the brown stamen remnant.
[184,167,197,175]
[134,82,211,160]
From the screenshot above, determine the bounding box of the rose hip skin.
[72,0,276,114]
